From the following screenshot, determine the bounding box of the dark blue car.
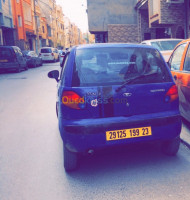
[48,43,182,172]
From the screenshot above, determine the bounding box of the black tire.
[64,145,78,172]
[25,65,28,71]
[16,66,21,73]
[162,136,180,156]
[33,61,37,68]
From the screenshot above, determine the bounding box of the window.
[23,2,32,22]
[73,47,171,87]
[60,54,69,84]
[150,0,159,16]
[42,26,45,33]
[18,16,22,27]
[169,43,187,71]
[150,40,182,51]
[183,44,190,71]
[41,48,52,53]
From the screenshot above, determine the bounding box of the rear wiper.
[116,72,158,92]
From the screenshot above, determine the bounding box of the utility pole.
[33,0,40,54]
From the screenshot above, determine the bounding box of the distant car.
[48,43,181,172]
[39,47,59,62]
[141,39,182,62]
[22,50,43,68]
[0,46,28,73]
[59,51,66,66]
[168,39,190,123]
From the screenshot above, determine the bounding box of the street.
[1,62,190,200]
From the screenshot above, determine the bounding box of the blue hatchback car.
[48,43,182,171]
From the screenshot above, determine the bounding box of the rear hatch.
[40,48,53,59]
[61,46,177,120]
[0,47,15,66]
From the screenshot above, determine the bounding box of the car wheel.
[33,61,37,68]
[64,145,78,172]
[16,66,21,73]
[162,136,180,156]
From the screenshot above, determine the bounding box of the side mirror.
[48,70,59,82]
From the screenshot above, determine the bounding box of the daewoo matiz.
[48,44,182,172]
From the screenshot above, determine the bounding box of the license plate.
[106,126,152,141]
[0,59,8,62]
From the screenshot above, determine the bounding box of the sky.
[56,0,89,33]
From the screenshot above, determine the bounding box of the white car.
[40,47,60,62]
[141,39,182,62]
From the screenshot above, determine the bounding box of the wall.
[108,24,139,43]
[160,0,184,25]
[87,0,138,32]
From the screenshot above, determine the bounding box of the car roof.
[175,39,190,46]
[40,47,53,49]
[75,43,159,50]
[141,38,183,43]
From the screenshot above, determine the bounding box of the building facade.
[87,0,139,43]
[11,0,26,49]
[87,0,189,43]
[136,0,188,42]
[0,0,14,45]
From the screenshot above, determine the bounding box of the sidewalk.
[180,120,190,148]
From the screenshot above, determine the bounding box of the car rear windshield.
[72,47,172,87]
[41,48,52,53]
[150,40,182,51]
[0,47,14,62]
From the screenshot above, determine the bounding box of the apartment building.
[136,0,188,41]
[0,0,14,45]
[87,0,139,43]
[11,0,26,49]
[87,0,189,43]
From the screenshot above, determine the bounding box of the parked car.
[168,39,190,123]
[48,43,181,172]
[141,39,182,62]
[0,46,28,73]
[22,50,43,68]
[59,51,66,66]
[39,47,59,62]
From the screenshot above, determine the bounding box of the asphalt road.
[1,62,190,200]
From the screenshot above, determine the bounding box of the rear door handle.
[173,75,177,80]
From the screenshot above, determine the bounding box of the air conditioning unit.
[166,0,184,3]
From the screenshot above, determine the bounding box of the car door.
[33,52,39,65]
[17,48,26,68]
[177,42,190,121]
[169,42,189,119]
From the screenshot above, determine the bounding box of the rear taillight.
[165,85,178,102]
[51,53,54,56]
[62,91,85,109]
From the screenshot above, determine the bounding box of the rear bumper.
[0,62,19,70]
[59,111,182,153]
[42,56,54,61]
